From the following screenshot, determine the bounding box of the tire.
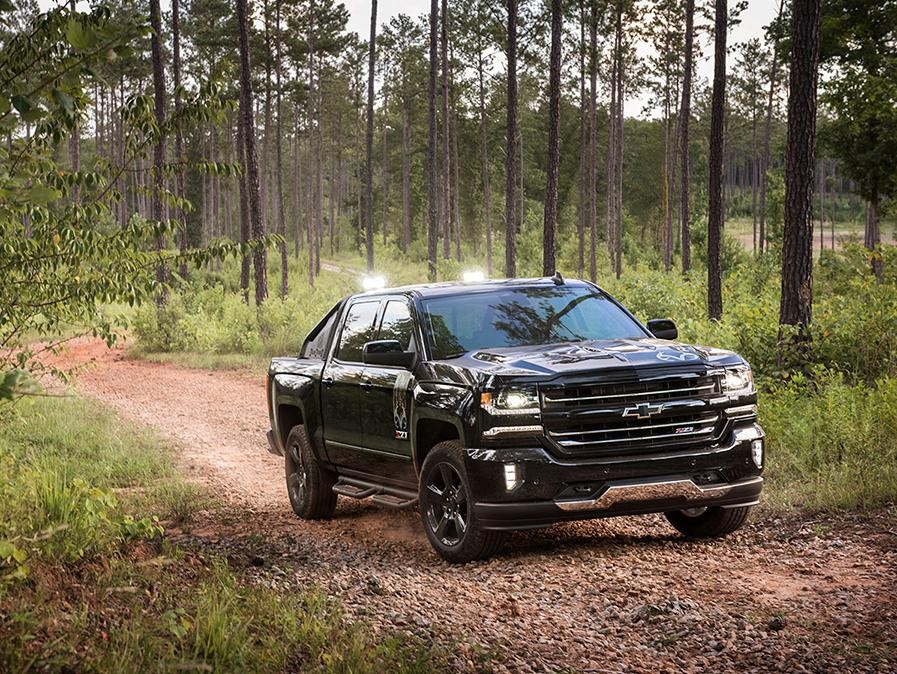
[284,425,337,520]
[665,505,752,538]
[418,441,506,563]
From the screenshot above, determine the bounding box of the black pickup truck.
[266,276,764,562]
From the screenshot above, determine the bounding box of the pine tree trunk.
[613,1,623,280]
[441,0,451,260]
[663,68,673,271]
[427,0,439,280]
[504,0,518,278]
[707,0,727,320]
[382,88,389,247]
[306,43,317,284]
[477,31,492,276]
[172,0,187,279]
[261,0,272,235]
[236,116,251,301]
[779,0,821,329]
[864,197,883,280]
[818,157,825,252]
[274,0,287,297]
[402,101,411,253]
[577,0,586,278]
[542,0,562,276]
[588,1,598,282]
[237,0,268,305]
[149,0,168,302]
[752,115,758,252]
[450,36,462,262]
[315,52,324,276]
[605,29,617,269]
[330,140,336,255]
[69,0,80,203]
[306,108,316,287]
[293,116,302,258]
[679,0,695,273]
[364,0,378,271]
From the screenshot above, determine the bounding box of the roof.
[352,276,596,300]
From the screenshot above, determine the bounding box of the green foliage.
[604,247,897,383]
[134,256,356,358]
[0,396,174,583]
[820,0,897,205]
[760,371,897,510]
[0,4,258,401]
[0,396,445,672]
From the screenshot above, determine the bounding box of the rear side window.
[301,301,342,359]
[377,300,415,351]
[336,301,380,362]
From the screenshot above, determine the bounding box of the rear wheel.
[665,505,752,538]
[419,441,506,563]
[285,426,337,519]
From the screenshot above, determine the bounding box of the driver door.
[360,299,418,485]
[321,299,380,470]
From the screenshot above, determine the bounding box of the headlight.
[723,365,754,395]
[480,387,540,415]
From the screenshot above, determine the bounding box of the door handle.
[322,376,334,387]
[360,379,373,391]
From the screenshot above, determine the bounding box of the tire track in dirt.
[51,338,897,673]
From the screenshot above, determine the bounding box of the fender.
[410,381,476,473]
[271,373,328,464]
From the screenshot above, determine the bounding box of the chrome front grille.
[541,371,724,458]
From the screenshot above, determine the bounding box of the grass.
[128,346,270,373]
[758,375,897,511]
[0,396,448,673]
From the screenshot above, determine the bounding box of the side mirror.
[647,318,678,340]
[362,340,415,368]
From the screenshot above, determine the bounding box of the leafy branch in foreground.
[0,3,268,400]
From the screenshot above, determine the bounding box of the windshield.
[422,286,647,359]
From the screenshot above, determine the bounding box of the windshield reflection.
[423,287,645,359]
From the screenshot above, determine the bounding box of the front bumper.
[466,423,764,530]
[474,474,762,530]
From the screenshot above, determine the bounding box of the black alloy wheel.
[424,462,468,546]
[418,441,506,563]
[284,425,337,519]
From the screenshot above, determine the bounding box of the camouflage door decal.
[393,371,413,440]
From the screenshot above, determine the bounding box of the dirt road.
[56,339,896,673]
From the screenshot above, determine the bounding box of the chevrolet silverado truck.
[266,276,764,563]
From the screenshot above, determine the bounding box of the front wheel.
[665,505,752,538]
[285,426,337,520]
[419,441,506,563]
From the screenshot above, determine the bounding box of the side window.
[378,300,415,351]
[336,301,380,363]
[301,301,341,359]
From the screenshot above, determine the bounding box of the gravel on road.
[54,338,897,673]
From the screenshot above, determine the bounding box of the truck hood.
[427,338,745,384]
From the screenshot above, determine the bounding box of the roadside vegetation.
[0,396,445,673]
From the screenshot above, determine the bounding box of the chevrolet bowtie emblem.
[622,402,664,419]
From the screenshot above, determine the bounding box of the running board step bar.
[332,478,418,509]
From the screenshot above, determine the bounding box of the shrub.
[761,373,897,510]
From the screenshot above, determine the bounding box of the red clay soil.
[50,337,897,673]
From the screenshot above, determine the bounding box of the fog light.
[751,439,764,469]
[504,463,522,491]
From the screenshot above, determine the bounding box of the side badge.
[393,371,413,441]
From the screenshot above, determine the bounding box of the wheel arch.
[413,416,462,474]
